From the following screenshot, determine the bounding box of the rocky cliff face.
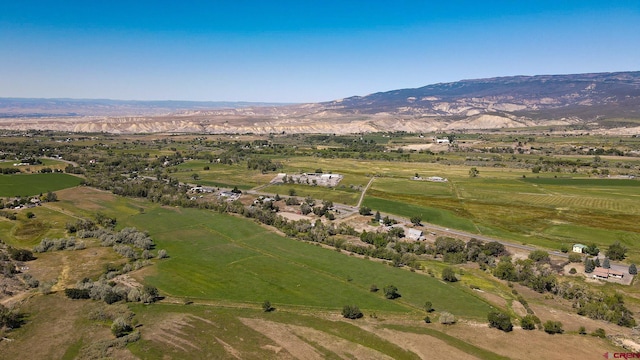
[1,71,639,134]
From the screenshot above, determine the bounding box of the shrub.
[65,288,91,299]
[521,315,538,330]
[488,311,513,332]
[141,285,159,303]
[103,290,122,305]
[342,305,363,319]
[369,284,379,292]
[423,316,431,323]
[8,247,35,261]
[0,304,24,329]
[441,267,458,282]
[569,268,577,274]
[262,300,274,312]
[591,328,606,338]
[424,301,434,313]
[439,312,456,325]
[111,317,133,337]
[578,326,587,335]
[543,320,563,334]
[157,249,168,259]
[568,253,582,263]
[383,285,400,299]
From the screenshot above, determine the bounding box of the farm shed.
[406,228,423,240]
[572,244,587,253]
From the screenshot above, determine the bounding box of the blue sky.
[1,1,639,102]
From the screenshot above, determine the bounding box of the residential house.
[592,267,609,280]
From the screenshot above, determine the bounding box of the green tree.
[300,203,312,215]
[494,257,517,281]
[369,284,379,292]
[342,305,363,319]
[584,258,595,273]
[359,206,372,216]
[441,267,458,282]
[591,328,606,338]
[410,216,422,226]
[606,242,627,261]
[603,258,610,269]
[374,211,381,223]
[468,167,479,177]
[528,250,550,263]
[383,285,400,299]
[629,264,637,275]
[585,243,599,256]
[483,241,506,257]
[288,188,296,196]
[45,191,58,202]
[488,311,513,332]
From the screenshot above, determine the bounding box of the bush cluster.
[34,237,85,252]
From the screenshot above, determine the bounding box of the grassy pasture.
[121,206,494,319]
[261,184,361,205]
[0,173,83,197]
[172,160,274,189]
[0,158,68,172]
[1,206,79,247]
[53,186,149,220]
[363,196,478,233]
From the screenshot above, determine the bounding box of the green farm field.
[0,173,83,197]
[363,172,640,260]
[172,160,274,189]
[122,206,494,319]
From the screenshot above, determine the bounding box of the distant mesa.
[1,71,640,134]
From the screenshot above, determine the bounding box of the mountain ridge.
[1,71,639,134]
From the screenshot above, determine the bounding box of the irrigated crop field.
[122,206,493,318]
[0,173,83,197]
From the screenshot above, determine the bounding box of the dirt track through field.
[240,317,396,359]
